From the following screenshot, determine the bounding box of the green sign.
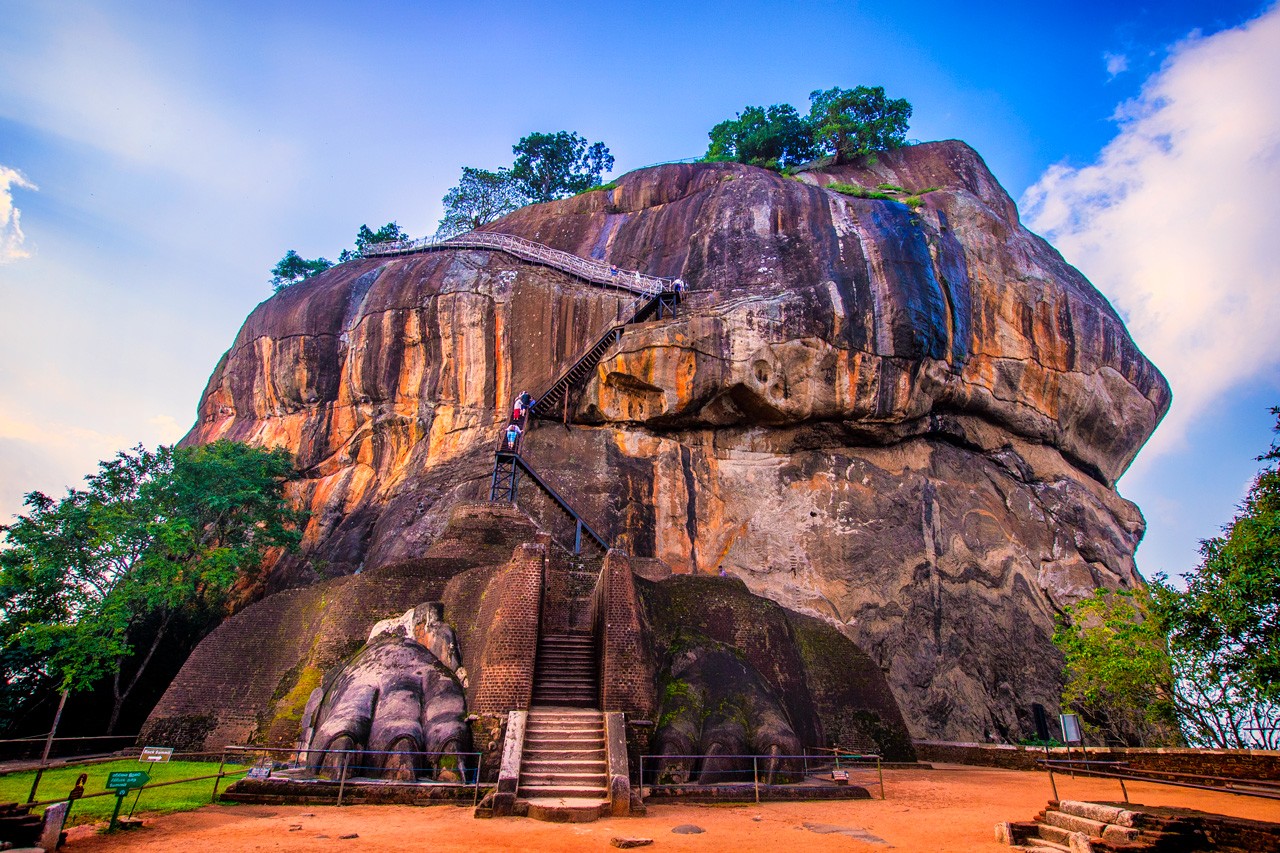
[105,770,149,792]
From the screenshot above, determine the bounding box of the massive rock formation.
[180,140,1168,742]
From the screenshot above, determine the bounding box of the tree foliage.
[436,168,525,238]
[511,131,614,203]
[808,86,912,164]
[270,250,332,292]
[339,222,410,262]
[1053,588,1180,746]
[1149,406,1280,748]
[0,441,303,733]
[704,104,818,170]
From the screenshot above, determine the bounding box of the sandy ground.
[64,765,1280,852]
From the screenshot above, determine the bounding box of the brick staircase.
[531,631,598,707]
[518,708,609,805]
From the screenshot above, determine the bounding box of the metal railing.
[1037,757,1280,802]
[224,745,485,807]
[640,752,884,802]
[364,230,675,297]
[0,733,140,764]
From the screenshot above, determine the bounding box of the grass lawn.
[0,758,249,826]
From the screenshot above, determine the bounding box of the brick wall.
[600,551,656,720]
[915,741,1280,780]
[471,542,545,714]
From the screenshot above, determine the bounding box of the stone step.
[1055,801,1137,827]
[523,748,607,762]
[1043,810,1108,837]
[1036,824,1075,847]
[525,729,605,740]
[521,759,607,772]
[1023,841,1070,853]
[525,738,605,750]
[519,772,608,786]
[526,710,602,720]
[518,784,609,799]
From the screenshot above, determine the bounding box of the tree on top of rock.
[704,104,818,170]
[436,168,525,238]
[338,222,411,262]
[510,131,614,203]
[808,86,913,164]
[270,250,332,292]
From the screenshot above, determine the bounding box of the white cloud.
[1104,52,1129,79]
[0,164,37,263]
[1023,7,1280,463]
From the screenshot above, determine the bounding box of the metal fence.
[363,230,675,296]
[1038,757,1280,802]
[0,734,139,764]
[224,745,485,806]
[640,751,884,802]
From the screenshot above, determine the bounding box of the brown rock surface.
[180,140,1169,741]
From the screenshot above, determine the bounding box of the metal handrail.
[640,752,885,801]
[364,230,675,297]
[1036,757,1280,802]
[495,451,608,553]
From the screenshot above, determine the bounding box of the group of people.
[501,390,535,453]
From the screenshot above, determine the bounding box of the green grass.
[575,180,618,196]
[826,182,893,200]
[0,758,250,826]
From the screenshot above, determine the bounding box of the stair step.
[1043,811,1108,837]
[1036,824,1074,846]
[521,760,607,771]
[518,784,609,798]
[519,772,608,786]
[523,749,607,760]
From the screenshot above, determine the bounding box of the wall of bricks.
[471,542,545,714]
[915,740,1280,780]
[599,551,656,721]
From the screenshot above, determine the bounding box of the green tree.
[436,167,525,237]
[703,104,818,170]
[808,86,912,164]
[1150,406,1280,748]
[270,250,333,292]
[511,131,614,203]
[1053,587,1180,746]
[0,441,303,732]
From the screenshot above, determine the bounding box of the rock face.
[182,140,1168,741]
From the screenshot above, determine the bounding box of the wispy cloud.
[0,164,37,263]
[1104,51,1129,79]
[1023,6,1280,464]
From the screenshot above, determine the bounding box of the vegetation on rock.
[436,167,525,237]
[702,85,912,171]
[0,441,303,733]
[269,249,332,292]
[511,130,614,203]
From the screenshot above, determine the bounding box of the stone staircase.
[531,631,598,707]
[518,709,609,807]
[998,800,1189,852]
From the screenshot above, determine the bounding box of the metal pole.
[336,753,349,806]
[575,520,582,555]
[878,757,885,800]
[1047,765,1059,801]
[753,757,760,804]
[1119,778,1129,803]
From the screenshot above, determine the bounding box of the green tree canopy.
[808,85,912,164]
[511,131,614,203]
[436,167,525,238]
[0,441,303,732]
[703,104,818,170]
[1052,587,1179,746]
[270,250,333,292]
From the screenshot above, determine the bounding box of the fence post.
[211,750,227,802]
[753,756,760,804]
[1118,777,1129,803]
[1047,764,1059,801]
[26,766,44,805]
[877,757,885,800]
[336,753,350,807]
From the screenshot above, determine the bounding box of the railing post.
[336,752,349,806]
[211,750,227,802]
[753,756,760,803]
[575,520,583,555]
[878,757,885,800]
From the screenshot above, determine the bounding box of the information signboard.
[139,746,174,763]
[105,770,150,792]
[1059,713,1083,745]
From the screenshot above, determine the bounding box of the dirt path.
[65,765,1280,852]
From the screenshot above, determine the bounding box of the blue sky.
[1,0,1277,583]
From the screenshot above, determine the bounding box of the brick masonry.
[468,542,545,714]
[915,740,1280,780]
[599,551,656,720]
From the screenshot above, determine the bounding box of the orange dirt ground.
[65,765,1280,852]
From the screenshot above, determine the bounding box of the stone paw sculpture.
[652,644,802,785]
[300,622,469,781]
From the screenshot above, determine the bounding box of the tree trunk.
[106,608,174,734]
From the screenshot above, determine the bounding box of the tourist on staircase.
[502,421,523,454]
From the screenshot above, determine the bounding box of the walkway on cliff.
[364,230,676,297]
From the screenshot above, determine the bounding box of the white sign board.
[1059,713,1083,745]
[139,746,174,763]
